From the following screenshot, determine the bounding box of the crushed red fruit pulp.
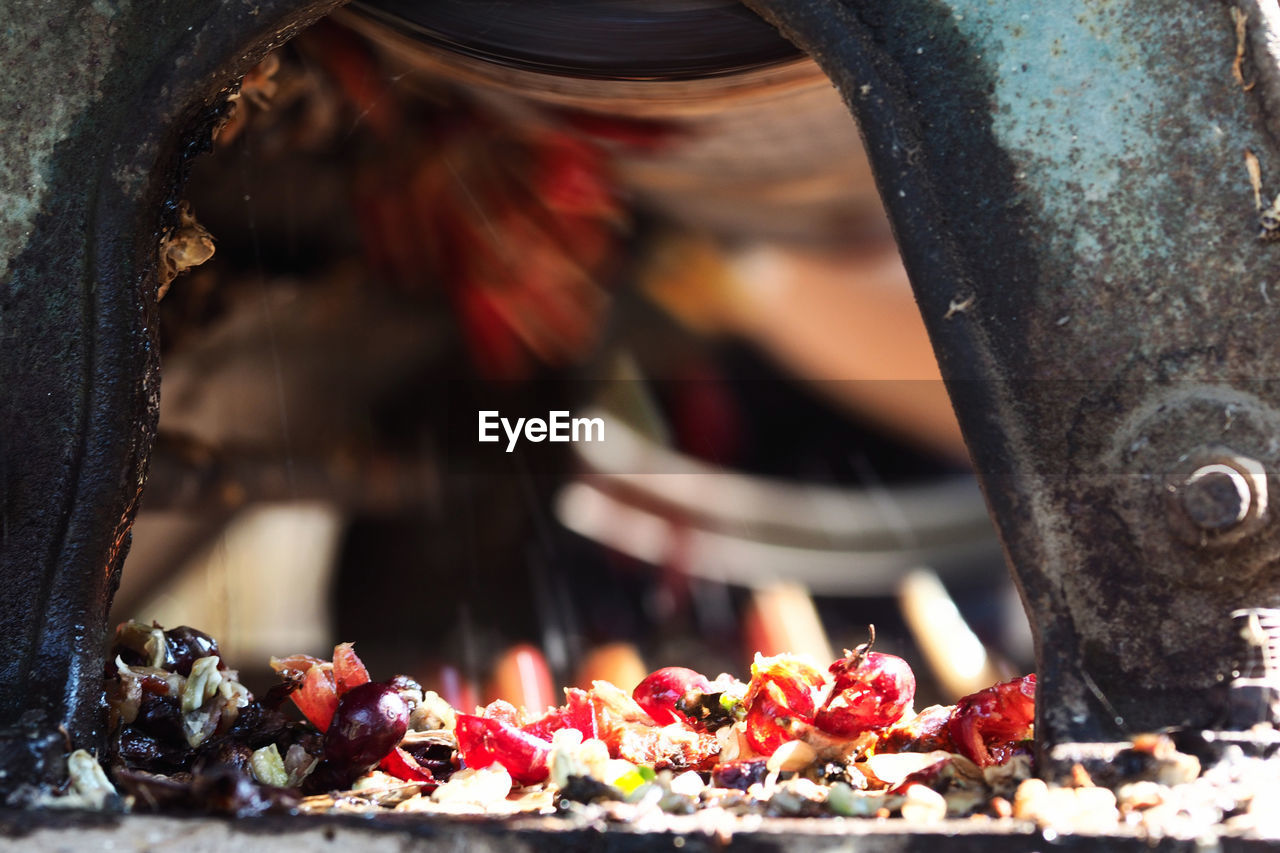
[104,622,1038,820]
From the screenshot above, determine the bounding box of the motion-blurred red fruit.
[633,666,712,726]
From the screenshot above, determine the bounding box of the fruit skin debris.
[742,654,825,756]
[455,714,555,786]
[948,674,1036,768]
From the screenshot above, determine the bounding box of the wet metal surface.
[0,0,342,789]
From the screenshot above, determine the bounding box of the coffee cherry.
[165,626,220,676]
[323,681,409,773]
[813,650,916,737]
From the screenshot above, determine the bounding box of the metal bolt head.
[1166,450,1269,546]
[1181,464,1252,533]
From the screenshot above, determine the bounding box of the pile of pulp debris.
[24,622,1280,841]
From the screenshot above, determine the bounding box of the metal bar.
[0,808,1264,851]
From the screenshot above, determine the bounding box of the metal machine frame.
[1,0,1278,794]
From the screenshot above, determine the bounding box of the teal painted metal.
[745,0,1280,759]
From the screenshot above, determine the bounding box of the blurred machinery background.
[113,2,1030,709]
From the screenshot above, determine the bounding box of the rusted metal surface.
[0,0,342,790]
[744,0,1280,759]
